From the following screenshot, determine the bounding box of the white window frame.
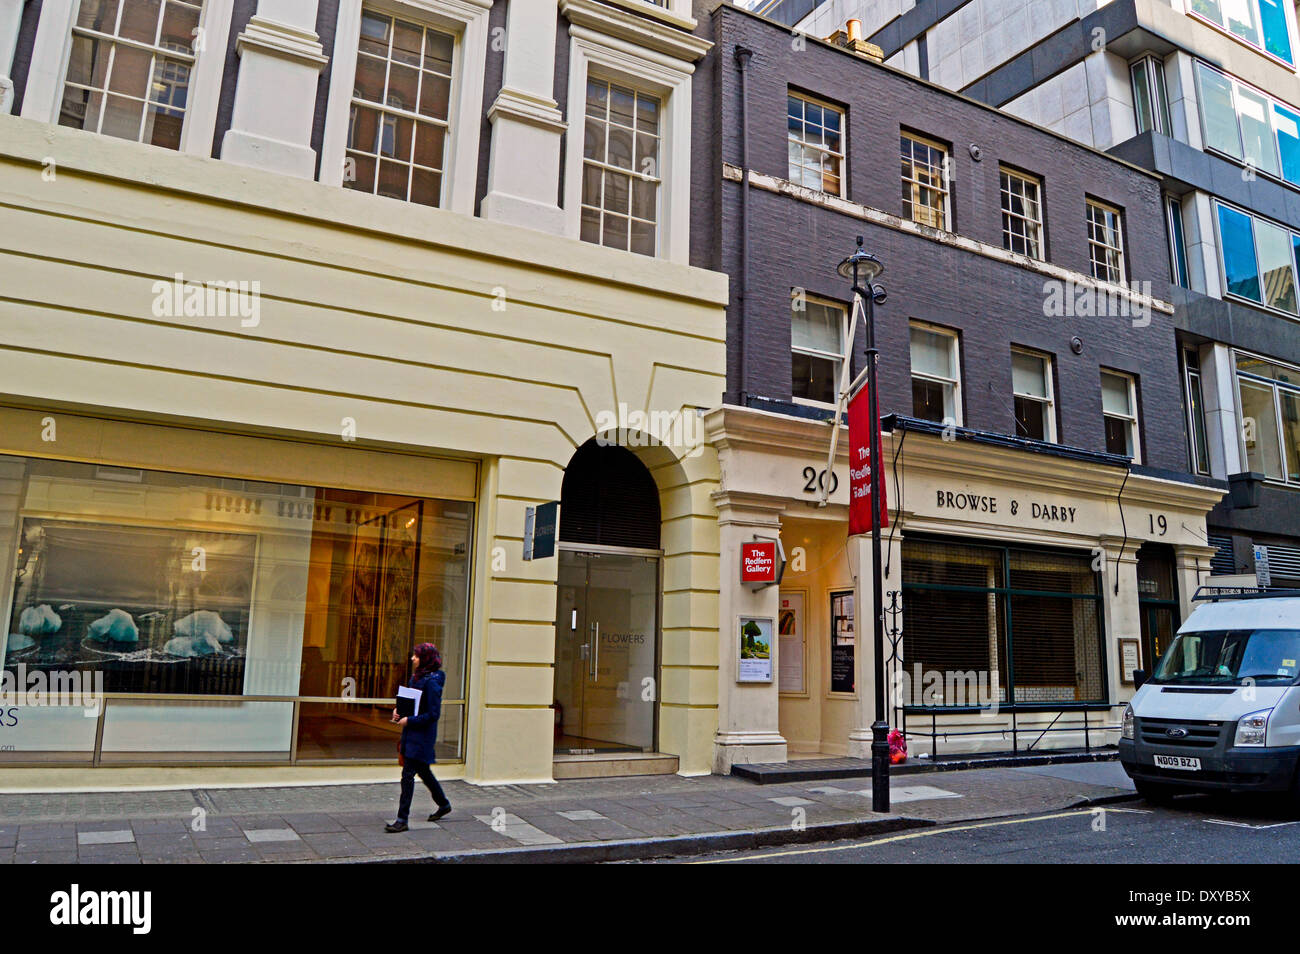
[787,90,845,197]
[1011,347,1056,443]
[1211,198,1300,317]
[900,131,950,231]
[1086,199,1126,285]
[1130,54,1171,136]
[563,25,692,263]
[1233,349,1300,485]
[999,166,1044,260]
[320,0,489,216]
[909,321,962,426]
[1102,369,1141,463]
[579,76,663,256]
[21,0,233,157]
[791,294,848,409]
[1184,0,1298,70]
[1194,59,1300,188]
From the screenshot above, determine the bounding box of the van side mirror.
[1133,669,1148,690]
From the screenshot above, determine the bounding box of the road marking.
[691,810,1094,863]
[1204,818,1300,830]
[1100,807,1151,814]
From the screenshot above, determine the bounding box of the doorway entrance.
[554,547,659,753]
[1137,543,1180,673]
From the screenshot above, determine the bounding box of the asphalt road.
[679,792,1300,864]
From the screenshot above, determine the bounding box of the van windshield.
[1151,629,1300,685]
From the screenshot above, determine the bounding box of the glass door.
[554,548,659,754]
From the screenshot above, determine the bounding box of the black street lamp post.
[837,236,890,814]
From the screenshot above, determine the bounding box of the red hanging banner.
[848,383,888,535]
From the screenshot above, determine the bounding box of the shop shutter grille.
[1207,534,1235,576]
[1263,544,1300,585]
[559,441,661,550]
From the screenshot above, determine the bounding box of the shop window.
[1236,352,1300,483]
[344,9,455,208]
[1214,201,1300,315]
[1086,199,1125,284]
[1000,168,1043,259]
[787,91,845,196]
[1130,55,1171,136]
[1189,0,1294,66]
[830,590,855,693]
[792,294,847,406]
[1012,348,1056,442]
[901,539,1105,706]
[1183,347,1212,476]
[58,0,203,149]
[0,455,473,763]
[909,322,961,425]
[1102,369,1140,461]
[900,132,949,230]
[580,77,662,256]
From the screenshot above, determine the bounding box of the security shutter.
[559,441,661,550]
[1261,544,1300,585]
[1207,533,1235,576]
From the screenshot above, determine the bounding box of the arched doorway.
[553,440,662,755]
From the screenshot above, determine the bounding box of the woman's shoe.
[428,805,452,821]
[384,820,409,833]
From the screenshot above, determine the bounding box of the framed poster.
[738,616,774,683]
[1118,637,1141,685]
[830,589,855,693]
[778,592,804,694]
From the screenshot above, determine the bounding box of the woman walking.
[385,642,453,832]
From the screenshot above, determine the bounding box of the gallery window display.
[0,455,473,762]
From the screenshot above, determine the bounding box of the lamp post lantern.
[837,236,890,814]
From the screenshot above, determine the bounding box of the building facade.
[780,0,1300,592]
[693,1,1225,767]
[0,0,730,781]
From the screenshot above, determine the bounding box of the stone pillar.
[1100,535,1142,694]
[479,0,567,233]
[1200,342,1241,478]
[711,492,786,773]
[1174,544,1218,621]
[847,526,903,759]
[220,0,327,178]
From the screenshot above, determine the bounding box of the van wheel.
[1134,779,1175,805]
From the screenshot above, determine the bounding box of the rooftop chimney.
[826,18,883,62]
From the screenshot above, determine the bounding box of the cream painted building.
[0,0,728,782]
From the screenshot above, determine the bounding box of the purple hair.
[413,642,442,677]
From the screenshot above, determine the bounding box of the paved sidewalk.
[0,761,1136,864]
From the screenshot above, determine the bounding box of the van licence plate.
[1153,754,1201,771]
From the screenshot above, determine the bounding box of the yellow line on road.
[692,809,1097,863]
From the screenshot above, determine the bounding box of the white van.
[1119,586,1300,802]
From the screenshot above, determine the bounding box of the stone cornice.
[235,16,328,70]
[707,404,1226,514]
[561,0,712,63]
[487,87,568,133]
[722,162,1175,317]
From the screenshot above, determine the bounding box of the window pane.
[1012,351,1048,398]
[1224,0,1260,46]
[910,326,955,379]
[1131,60,1153,133]
[1280,390,1300,480]
[1191,0,1225,28]
[1273,102,1300,184]
[792,351,839,404]
[1255,218,1297,313]
[1102,373,1133,416]
[913,378,953,423]
[1258,0,1294,63]
[1169,197,1190,288]
[1239,380,1283,477]
[792,300,843,354]
[1198,65,1243,159]
[1236,85,1281,178]
[1217,204,1261,301]
[1015,395,1049,440]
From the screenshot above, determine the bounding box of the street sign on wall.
[740,539,785,589]
[524,501,559,560]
